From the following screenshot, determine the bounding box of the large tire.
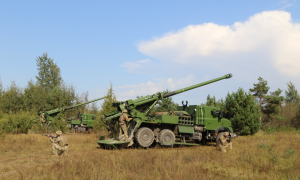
[159,129,175,146]
[135,127,154,148]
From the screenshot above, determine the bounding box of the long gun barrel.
[64,96,108,110]
[39,95,108,119]
[128,74,232,108]
[163,74,232,98]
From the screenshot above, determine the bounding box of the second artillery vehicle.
[38,96,107,131]
[67,113,98,132]
[97,74,237,149]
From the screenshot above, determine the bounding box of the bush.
[0,111,35,134]
[240,126,251,135]
[224,88,261,135]
[48,113,68,133]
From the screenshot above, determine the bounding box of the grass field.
[0,131,299,180]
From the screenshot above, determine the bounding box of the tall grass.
[0,131,299,179]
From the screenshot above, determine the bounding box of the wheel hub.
[163,135,171,142]
[142,133,149,141]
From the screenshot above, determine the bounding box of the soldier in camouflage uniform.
[48,130,68,156]
[107,119,117,138]
[216,132,232,152]
[119,109,132,141]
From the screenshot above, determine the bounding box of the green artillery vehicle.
[97,74,237,149]
[38,96,107,130]
[67,113,97,132]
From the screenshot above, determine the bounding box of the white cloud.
[279,0,295,9]
[137,11,300,77]
[114,10,300,105]
[115,74,196,100]
[121,59,152,73]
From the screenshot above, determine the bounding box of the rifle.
[227,133,238,142]
[44,135,58,138]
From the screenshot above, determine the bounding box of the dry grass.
[0,131,300,180]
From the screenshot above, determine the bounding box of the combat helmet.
[122,109,128,113]
[56,130,62,135]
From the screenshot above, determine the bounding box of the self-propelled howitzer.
[99,74,233,148]
[104,74,232,121]
[39,96,108,125]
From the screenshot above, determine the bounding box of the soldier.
[107,119,117,138]
[48,130,68,156]
[216,132,232,152]
[40,113,46,123]
[119,109,132,141]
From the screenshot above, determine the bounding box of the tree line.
[0,53,299,135]
[0,53,88,134]
[206,77,300,135]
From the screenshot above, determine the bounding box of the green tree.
[94,83,117,131]
[35,53,62,91]
[224,88,261,135]
[90,102,99,114]
[205,94,224,109]
[49,113,68,133]
[250,77,270,114]
[1,81,24,114]
[23,79,47,112]
[263,89,284,126]
[47,84,76,109]
[285,82,300,104]
[99,83,117,115]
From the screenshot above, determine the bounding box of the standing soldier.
[107,119,117,138]
[216,132,232,152]
[48,130,68,156]
[119,109,132,141]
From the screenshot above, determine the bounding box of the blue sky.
[1,0,300,106]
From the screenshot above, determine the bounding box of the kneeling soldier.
[216,132,232,152]
[49,130,68,156]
